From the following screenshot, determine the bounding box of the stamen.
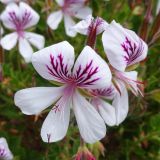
[114,69,144,96]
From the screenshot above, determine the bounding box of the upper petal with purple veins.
[1,3,20,30]
[32,42,112,89]
[1,2,39,34]
[73,46,112,89]
[19,2,39,29]
[32,41,75,83]
[102,20,148,71]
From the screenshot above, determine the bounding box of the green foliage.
[0,0,160,159]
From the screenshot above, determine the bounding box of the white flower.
[0,137,13,160]
[47,0,92,37]
[14,41,112,144]
[0,2,45,63]
[102,20,148,96]
[73,15,108,35]
[90,82,128,126]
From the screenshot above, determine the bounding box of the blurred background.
[0,0,160,159]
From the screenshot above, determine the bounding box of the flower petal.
[18,37,33,63]
[47,10,63,30]
[74,6,92,19]
[73,92,106,144]
[0,137,13,160]
[73,15,93,35]
[102,20,148,71]
[55,0,64,6]
[64,15,77,37]
[14,87,63,115]
[24,32,45,49]
[73,46,112,89]
[125,29,148,66]
[0,32,18,50]
[91,84,116,100]
[112,82,129,125]
[19,2,40,29]
[41,98,70,142]
[0,3,20,30]
[32,41,75,83]
[92,99,116,126]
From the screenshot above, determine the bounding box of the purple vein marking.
[46,54,72,83]
[121,37,144,65]
[92,86,115,97]
[8,10,32,35]
[75,60,100,86]
[46,54,100,86]
[0,147,6,157]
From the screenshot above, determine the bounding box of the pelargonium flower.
[73,15,108,48]
[0,2,45,63]
[47,0,92,37]
[0,137,13,160]
[90,82,128,126]
[73,15,108,36]
[102,20,148,96]
[14,41,112,143]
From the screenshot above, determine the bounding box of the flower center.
[52,84,76,113]
[8,10,32,37]
[46,53,100,88]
